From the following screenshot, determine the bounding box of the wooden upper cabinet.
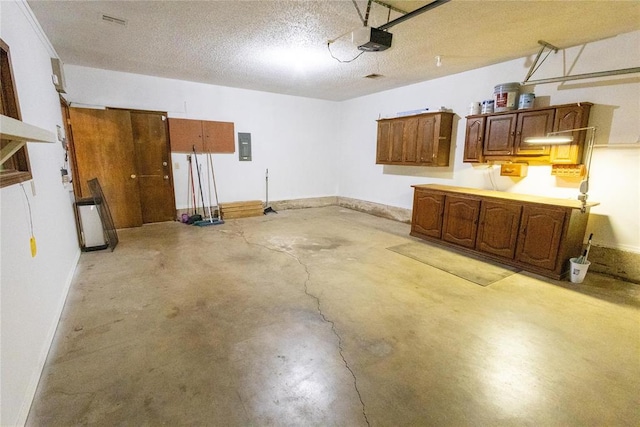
[515,205,566,270]
[476,200,522,259]
[550,104,592,164]
[513,109,554,156]
[441,196,480,249]
[168,118,235,153]
[411,189,444,238]
[463,116,485,163]
[483,114,516,155]
[376,112,453,166]
[465,102,592,164]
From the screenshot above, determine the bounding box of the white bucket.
[518,93,535,109]
[481,99,494,114]
[468,102,481,115]
[569,258,591,283]
[494,82,520,112]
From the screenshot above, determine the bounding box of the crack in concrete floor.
[234,225,370,426]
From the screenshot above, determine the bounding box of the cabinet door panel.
[412,191,444,238]
[550,105,591,164]
[516,205,566,270]
[202,120,235,153]
[376,121,391,163]
[168,118,204,153]
[391,121,404,162]
[442,196,480,248]
[484,114,516,155]
[463,117,484,162]
[514,109,554,155]
[403,118,419,162]
[417,115,437,163]
[476,201,521,259]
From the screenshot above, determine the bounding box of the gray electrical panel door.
[238,132,251,161]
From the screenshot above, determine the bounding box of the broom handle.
[208,153,221,219]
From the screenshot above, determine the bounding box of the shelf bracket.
[523,40,559,83]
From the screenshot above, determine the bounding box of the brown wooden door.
[441,196,480,248]
[463,117,485,163]
[131,112,176,223]
[376,121,391,163]
[69,108,143,229]
[484,114,516,155]
[476,200,522,259]
[514,109,555,156]
[516,205,566,270]
[411,190,444,238]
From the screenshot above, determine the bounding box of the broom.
[576,233,593,264]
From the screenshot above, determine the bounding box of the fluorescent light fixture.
[525,135,573,144]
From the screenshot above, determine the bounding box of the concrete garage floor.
[28,206,640,426]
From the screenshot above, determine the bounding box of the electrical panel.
[238,132,251,161]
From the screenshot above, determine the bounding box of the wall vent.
[100,14,127,26]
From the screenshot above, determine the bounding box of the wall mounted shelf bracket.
[523,40,559,83]
[522,39,640,85]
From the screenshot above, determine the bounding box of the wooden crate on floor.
[220,200,264,219]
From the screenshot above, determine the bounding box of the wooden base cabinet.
[410,184,597,280]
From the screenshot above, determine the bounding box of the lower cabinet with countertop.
[410,184,598,280]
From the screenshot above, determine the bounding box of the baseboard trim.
[16,249,81,426]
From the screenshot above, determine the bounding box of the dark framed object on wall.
[0,37,32,188]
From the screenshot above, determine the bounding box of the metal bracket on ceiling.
[523,40,559,83]
[372,0,408,15]
[522,39,640,85]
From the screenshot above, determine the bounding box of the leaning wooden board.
[220,200,263,219]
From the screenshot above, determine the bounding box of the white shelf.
[1,114,55,165]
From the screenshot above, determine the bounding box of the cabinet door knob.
[130,174,137,179]
[164,175,169,180]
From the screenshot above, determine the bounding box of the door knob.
[164,175,169,180]
[130,174,137,179]
[162,161,167,166]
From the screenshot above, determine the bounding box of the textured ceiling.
[27,0,640,101]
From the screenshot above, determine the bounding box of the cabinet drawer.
[500,163,528,177]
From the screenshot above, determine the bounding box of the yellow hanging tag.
[30,235,37,257]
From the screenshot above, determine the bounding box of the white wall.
[63,66,341,209]
[338,32,640,253]
[0,1,81,425]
